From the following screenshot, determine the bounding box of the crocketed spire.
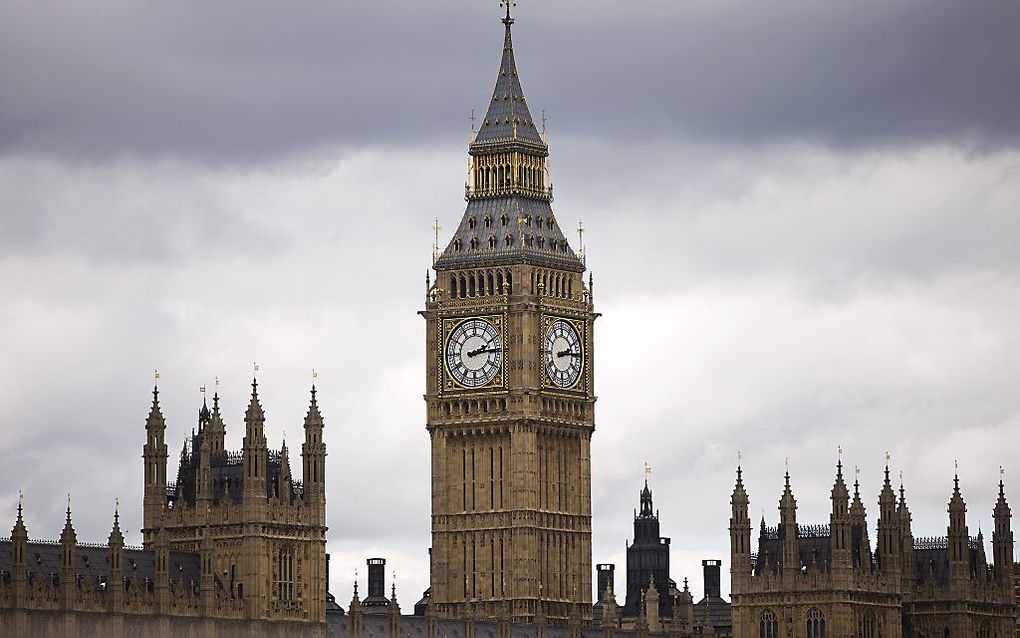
[832,458,849,512]
[60,495,76,545]
[146,384,165,427]
[11,490,27,542]
[471,6,544,147]
[304,384,323,427]
[108,499,124,547]
[245,378,265,423]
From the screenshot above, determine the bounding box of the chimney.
[702,560,721,599]
[368,558,386,599]
[596,564,615,600]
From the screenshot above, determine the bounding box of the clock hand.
[556,349,580,358]
[467,341,500,358]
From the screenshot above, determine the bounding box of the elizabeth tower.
[422,6,596,625]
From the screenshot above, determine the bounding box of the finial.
[501,0,516,25]
[154,369,160,382]
[215,375,220,391]
[432,218,441,264]
[17,489,23,516]
[470,108,476,133]
[542,109,548,135]
[576,220,586,264]
[66,493,72,520]
[200,384,206,396]
[312,368,318,391]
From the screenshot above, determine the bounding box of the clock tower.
[422,5,596,625]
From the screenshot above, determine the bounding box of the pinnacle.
[245,377,265,422]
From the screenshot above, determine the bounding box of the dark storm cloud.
[1,0,1018,163]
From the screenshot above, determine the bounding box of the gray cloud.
[1,0,1018,164]
[1,139,1017,602]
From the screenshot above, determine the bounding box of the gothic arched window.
[760,610,778,638]
[807,608,826,638]
[277,546,294,602]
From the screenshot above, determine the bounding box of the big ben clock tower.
[421,4,596,625]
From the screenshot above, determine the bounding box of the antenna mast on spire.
[432,218,441,265]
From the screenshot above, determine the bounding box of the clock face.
[445,318,503,388]
[544,319,583,388]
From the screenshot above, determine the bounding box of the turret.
[207,391,226,455]
[10,491,29,605]
[644,575,661,632]
[876,460,901,579]
[143,383,168,536]
[830,458,852,578]
[302,383,327,523]
[196,399,214,509]
[947,469,970,584]
[779,470,799,579]
[107,501,125,611]
[59,496,77,609]
[850,469,871,569]
[898,476,915,596]
[242,378,268,502]
[992,470,1013,589]
[278,438,293,502]
[729,464,752,590]
[599,579,618,636]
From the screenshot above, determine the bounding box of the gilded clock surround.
[442,315,506,392]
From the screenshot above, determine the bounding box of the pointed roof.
[879,462,896,506]
[304,385,323,427]
[198,397,211,428]
[949,470,966,513]
[146,384,165,428]
[209,392,225,431]
[995,469,1010,518]
[471,9,545,148]
[108,500,124,547]
[831,460,849,506]
[780,471,796,514]
[732,465,748,504]
[11,490,28,542]
[245,378,265,422]
[60,495,76,544]
[434,10,584,273]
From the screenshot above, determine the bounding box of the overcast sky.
[1,0,1019,607]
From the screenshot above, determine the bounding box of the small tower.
[624,478,671,618]
[830,458,852,580]
[10,491,29,605]
[850,471,871,569]
[59,497,77,609]
[898,476,915,597]
[876,461,902,581]
[107,501,125,611]
[729,464,752,591]
[644,575,661,632]
[992,471,1013,589]
[302,382,327,523]
[142,383,168,539]
[242,378,268,503]
[196,400,214,510]
[778,470,799,580]
[240,377,269,616]
[947,470,970,585]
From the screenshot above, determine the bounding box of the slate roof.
[0,540,200,593]
[693,596,732,632]
[435,197,584,271]
[471,15,545,148]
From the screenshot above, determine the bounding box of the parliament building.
[1,6,1015,638]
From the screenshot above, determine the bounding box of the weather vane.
[501,1,516,22]
[643,461,652,481]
